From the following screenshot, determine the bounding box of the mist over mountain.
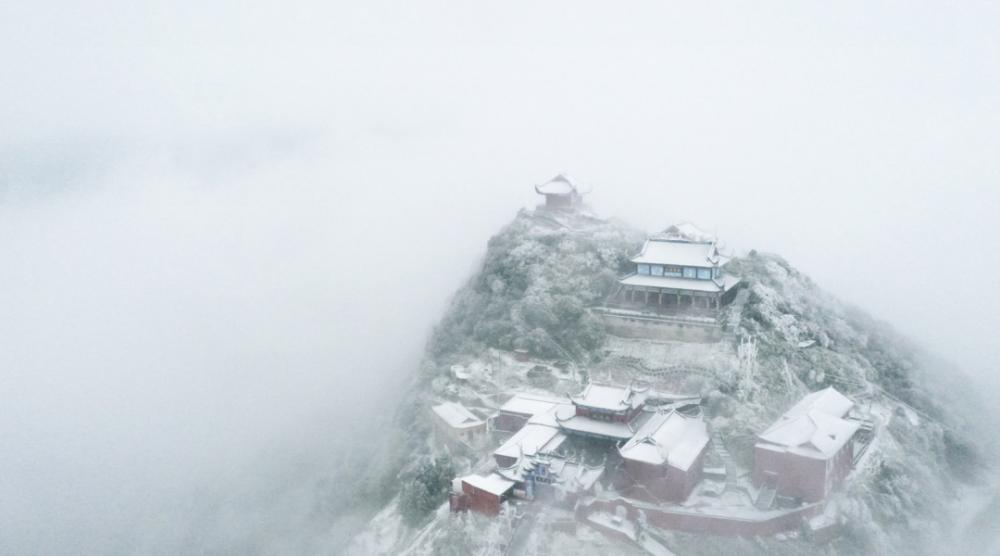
[3,3,1000,555]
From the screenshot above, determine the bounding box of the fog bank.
[1,2,999,554]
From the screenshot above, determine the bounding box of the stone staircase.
[723,288,750,342]
[754,480,776,510]
[710,430,739,491]
[503,506,536,556]
[604,281,623,305]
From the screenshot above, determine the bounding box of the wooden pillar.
[658,292,663,306]
[676,293,682,305]
[644,291,650,305]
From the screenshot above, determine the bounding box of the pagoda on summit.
[534,174,591,211]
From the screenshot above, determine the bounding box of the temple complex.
[436,183,885,543]
[446,365,872,538]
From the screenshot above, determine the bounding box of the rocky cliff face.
[346,211,997,556]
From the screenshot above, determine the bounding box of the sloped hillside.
[697,252,992,555]
[347,212,995,556]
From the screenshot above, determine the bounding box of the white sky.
[1,2,998,554]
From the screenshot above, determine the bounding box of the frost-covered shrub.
[427,214,643,364]
[398,480,433,526]
[399,455,455,526]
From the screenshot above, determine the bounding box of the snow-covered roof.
[432,402,485,429]
[619,272,742,293]
[757,388,860,460]
[557,411,652,441]
[562,463,603,493]
[495,453,604,493]
[526,403,576,428]
[534,174,592,196]
[570,382,648,412]
[462,474,515,496]
[650,222,716,243]
[758,411,860,460]
[617,410,709,471]
[646,391,703,406]
[777,387,855,422]
[630,239,731,268]
[494,423,567,461]
[499,394,570,417]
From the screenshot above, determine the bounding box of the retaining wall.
[600,313,723,343]
[581,497,823,537]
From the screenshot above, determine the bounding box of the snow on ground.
[349,499,497,556]
[587,511,636,538]
[347,497,406,556]
[596,337,737,393]
[555,524,647,556]
[641,536,676,556]
[602,337,735,375]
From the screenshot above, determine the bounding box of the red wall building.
[453,474,515,517]
[615,409,709,503]
[753,387,861,503]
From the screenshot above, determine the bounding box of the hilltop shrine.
[534,174,591,211]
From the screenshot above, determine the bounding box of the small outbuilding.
[753,387,861,503]
[431,402,487,447]
[451,474,516,516]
